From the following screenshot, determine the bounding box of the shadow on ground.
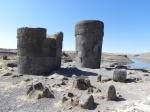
[60,67,98,77]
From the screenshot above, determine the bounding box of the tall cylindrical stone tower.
[17,27,63,75]
[75,20,104,69]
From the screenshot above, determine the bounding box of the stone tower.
[75,20,104,69]
[17,27,63,75]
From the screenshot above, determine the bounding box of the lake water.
[127,58,150,69]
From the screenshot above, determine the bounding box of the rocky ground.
[0,53,150,112]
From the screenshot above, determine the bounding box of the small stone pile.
[25,82,54,99]
[72,75,91,90]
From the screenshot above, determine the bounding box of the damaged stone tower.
[75,20,104,69]
[17,27,63,75]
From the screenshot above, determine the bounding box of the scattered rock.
[34,83,44,91]
[128,72,133,75]
[143,74,149,76]
[97,74,102,82]
[88,87,94,94]
[62,76,68,81]
[79,94,94,110]
[85,78,91,87]
[72,77,91,90]
[3,56,7,60]
[115,65,128,69]
[106,85,116,100]
[52,84,61,88]
[25,85,34,95]
[113,69,127,82]
[7,62,17,67]
[67,92,74,97]
[2,72,12,76]
[38,87,54,99]
[141,69,149,73]
[25,83,54,99]
[12,74,23,78]
[60,81,66,85]
[24,78,32,82]
[96,89,101,93]
[136,77,142,81]
[62,96,68,103]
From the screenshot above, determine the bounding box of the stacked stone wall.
[17,27,63,75]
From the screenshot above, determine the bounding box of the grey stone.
[34,82,44,91]
[97,74,102,82]
[75,20,104,69]
[88,87,94,94]
[7,62,17,67]
[38,87,54,99]
[113,69,127,82]
[106,85,116,100]
[67,92,74,97]
[2,73,12,76]
[72,78,90,90]
[2,56,7,60]
[79,94,94,109]
[17,27,63,75]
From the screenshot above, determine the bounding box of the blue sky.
[0,0,150,54]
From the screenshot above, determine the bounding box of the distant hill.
[132,52,150,60]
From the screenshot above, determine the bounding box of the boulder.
[106,85,116,100]
[113,69,127,82]
[38,87,54,99]
[67,92,74,97]
[88,87,94,94]
[79,94,94,109]
[3,56,7,60]
[25,83,54,99]
[7,62,17,67]
[115,65,128,69]
[34,83,44,91]
[72,77,91,90]
[2,72,12,76]
[97,74,102,82]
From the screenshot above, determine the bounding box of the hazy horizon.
[0,0,150,54]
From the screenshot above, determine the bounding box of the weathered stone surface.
[72,78,91,90]
[67,92,74,97]
[106,85,116,100]
[115,65,128,69]
[17,27,63,75]
[88,87,94,94]
[34,82,44,91]
[38,87,54,99]
[25,83,54,99]
[7,62,17,67]
[79,94,94,109]
[97,74,102,82]
[113,69,127,82]
[75,20,104,69]
[2,56,7,60]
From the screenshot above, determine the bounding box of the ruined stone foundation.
[75,20,104,69]
[17,27,63,75]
